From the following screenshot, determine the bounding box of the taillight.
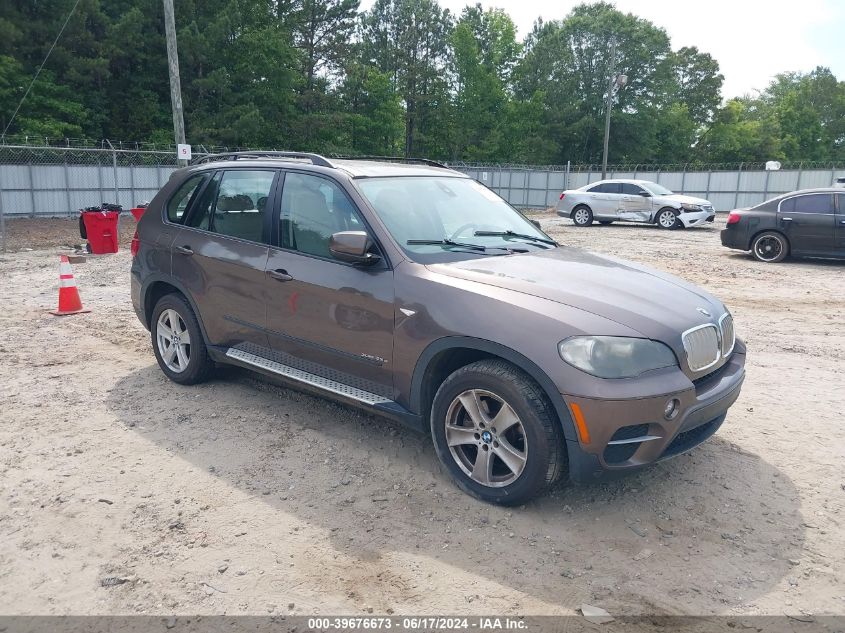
[130,230,140,257]
[559,193,565,200]
[726,212,741,225]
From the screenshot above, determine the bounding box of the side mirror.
[638,191,651,197]
[329,231,380,265]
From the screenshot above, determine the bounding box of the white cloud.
[361,0,844,98]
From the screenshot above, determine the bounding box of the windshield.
[355,176,554,262]
[643,182,674,196]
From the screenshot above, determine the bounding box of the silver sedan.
[557,179,716,229]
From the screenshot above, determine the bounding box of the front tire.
[571,206,593,227]
[752,231,789,263]
[430,360,566,505]
[656,208,681,230]
[151,293,213,385]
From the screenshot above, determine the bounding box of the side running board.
[225,348,391,406]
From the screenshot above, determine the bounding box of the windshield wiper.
[406,239,526,255]
[473,230,558,247]
[407,239,487,251]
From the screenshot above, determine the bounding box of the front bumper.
[679,210,716,227]
[563,345,746,483]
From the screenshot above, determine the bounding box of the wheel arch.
[142,275,211,345]
[410,336,578,443]
[653,205,680,224]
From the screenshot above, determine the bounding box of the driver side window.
[280,173,366,259]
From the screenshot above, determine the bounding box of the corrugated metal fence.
[2,144,845,218]
[0,145,180,219]
[455,162,845,211]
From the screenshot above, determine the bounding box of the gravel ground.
[0,214,843,621]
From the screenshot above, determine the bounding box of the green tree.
[696,99,783,163]
[449,6,519,161]
[361,0,453,157]
[0,55,87,137]
[338,61,404,154]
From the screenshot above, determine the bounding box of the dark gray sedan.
[721,188,845,262]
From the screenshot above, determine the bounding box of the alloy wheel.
[156,308,191,373]
[754,235,783,262]
[445,389,528,488]
[658,210,677,228]
[573,209,590,225]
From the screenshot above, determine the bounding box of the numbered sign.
[177,144,192,160]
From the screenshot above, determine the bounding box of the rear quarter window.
[166,174,205,224]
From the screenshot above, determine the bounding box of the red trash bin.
[130,207,146,222]
[81,211,120,254]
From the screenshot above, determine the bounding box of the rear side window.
[166,175,205,223]
[185,170,276,243]
[788,194,834,214]
[621,183,646,195]
[589,183,621,194]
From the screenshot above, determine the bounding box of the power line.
[2,0,82,138]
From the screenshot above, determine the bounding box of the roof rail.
[331,155,448,169]
[192,151,334,167]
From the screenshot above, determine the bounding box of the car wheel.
[656,208,681,230]
[598,220,614,225]
[571,206,593,227]
[151,293,213,385]
[751,231,789,263]
[430,360,566,505]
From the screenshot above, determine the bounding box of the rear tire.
[656,207,681,230]
[751,231,789,263]
[571,206,593,227]
[430,360,566,505]
[151,293,213,385]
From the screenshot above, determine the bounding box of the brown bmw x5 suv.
[131,152,746,504]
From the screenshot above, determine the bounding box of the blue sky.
[361,0,845,98]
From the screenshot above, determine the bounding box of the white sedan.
[556,179,716,229]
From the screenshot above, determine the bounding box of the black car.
[721,188,845,263]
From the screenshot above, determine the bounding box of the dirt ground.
[0,213,843,621]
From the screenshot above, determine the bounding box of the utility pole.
[163,0,186,164]
[601,39,617,180]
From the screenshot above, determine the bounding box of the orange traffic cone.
[50,255,91,316]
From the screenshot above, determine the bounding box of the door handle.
[781,217,793,222]
[174,245,193,255]
[839,220,845,225]
[267,268,293,282]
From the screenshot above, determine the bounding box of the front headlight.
[558,336,678,379]
[681,203,703,212]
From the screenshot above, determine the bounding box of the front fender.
[410,336,579,443]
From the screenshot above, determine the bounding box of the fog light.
[664,398,680,420]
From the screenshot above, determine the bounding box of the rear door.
[587,183,622,217]
[263,171,395,398]
[778,193,836,255]
[619,183,652,221]
[171,168,279,347]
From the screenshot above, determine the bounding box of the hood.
[665,193,712,206]
[427,247,726,346]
